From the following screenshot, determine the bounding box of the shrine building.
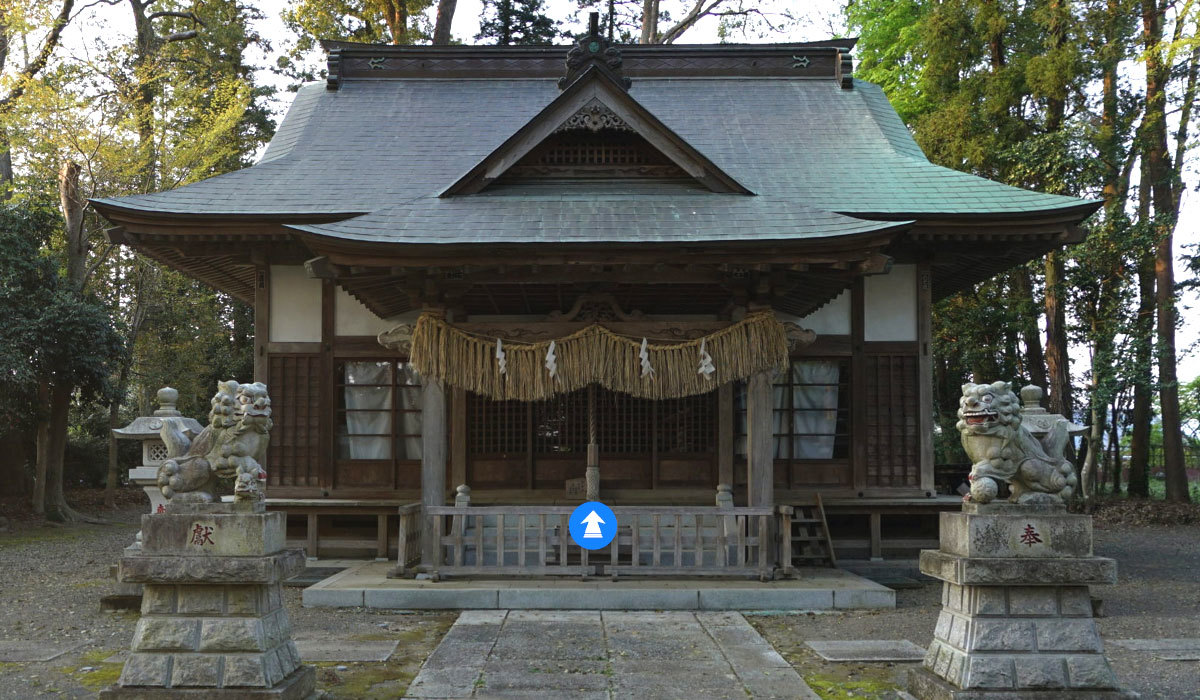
[92,26,1098,577]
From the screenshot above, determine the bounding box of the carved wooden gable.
[441,55,752,196]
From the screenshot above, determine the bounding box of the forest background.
[0,0,1197,522]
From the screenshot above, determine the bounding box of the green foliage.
[0,204,126,426]
[478,0,560,45]
[279,0,434,85]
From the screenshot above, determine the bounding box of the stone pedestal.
[101,503,314,699]
[909,503,1134,699]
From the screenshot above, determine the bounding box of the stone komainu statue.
[157,381,273,503]
[958,381,1077,504]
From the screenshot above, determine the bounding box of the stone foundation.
[909,504,1134,700]
[101,504,314,698]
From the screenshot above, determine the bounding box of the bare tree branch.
[147,10,204,25]
[163,30,199,42]
[0,0,76,113]
[659,0,725,44]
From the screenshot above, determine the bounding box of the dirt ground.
[749,520,1200,699]
[1,493,1197,698]
[0,500,453,699]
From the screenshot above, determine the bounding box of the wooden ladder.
[779,494,837,575]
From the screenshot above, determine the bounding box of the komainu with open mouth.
[957,381,1077,504]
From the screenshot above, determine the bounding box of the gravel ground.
[1,501,1196,699]
[749,522,1200,699]
[0,504,452,699]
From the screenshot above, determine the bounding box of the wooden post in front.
[717,383,734,490]
[746,370,775,568]
[421,377,447,568]
[586,384,599,501]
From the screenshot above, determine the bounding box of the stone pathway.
[805,639,927,662]
[405,610,818,699]
[0,640,88,663]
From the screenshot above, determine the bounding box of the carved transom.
[547,293,644,322]
[554,99,633,134]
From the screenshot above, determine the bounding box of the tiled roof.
[92,67,1097,245]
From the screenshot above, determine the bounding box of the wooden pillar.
[420,378,447,567]
[717,383,734,489]
[917,262,935,495]
[850,278,867,493]
[450,387,467,491]
[253,267,269,384]
[747,370,775,567]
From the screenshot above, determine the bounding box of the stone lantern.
[113,387,204,536]
[1019,384,1087,440]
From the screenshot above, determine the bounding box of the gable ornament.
[559,12,632,91]
[554,99,633,134]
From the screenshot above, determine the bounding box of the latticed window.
[734,359,851,462]
[504,129,687,180]
[335,361,422,461]
[468,387,715,456]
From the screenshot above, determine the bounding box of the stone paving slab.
[304,560,895,611]
[405,610,817,698]
[1107,638,1200,651]
[293,638,399,662]
[805,639,928,662]
[0,639,88,662]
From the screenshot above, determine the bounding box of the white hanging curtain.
[791,361,840,459]
[396,363,423,460]
[344,362,392,459]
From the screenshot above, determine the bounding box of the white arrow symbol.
[581,510,605,538]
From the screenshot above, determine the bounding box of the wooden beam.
[304,256,338,279]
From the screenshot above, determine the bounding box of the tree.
[1139,0,1199,502]
[478,0,559,44]
[0,198,125,521]
[0,0,77,195]
[574,0,796,45]
[280,0,435,84]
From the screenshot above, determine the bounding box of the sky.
[58,0,1200,384]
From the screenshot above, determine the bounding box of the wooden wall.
[257,263,935,501]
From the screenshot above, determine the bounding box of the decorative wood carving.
[554,98,633,134]
[558,12,632,91]
[547,292,644,322]
[377,323,416,353]
[781,321,817,353]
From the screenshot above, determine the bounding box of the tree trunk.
[32,382,50,514]
[1155,230,1189,502]
[639,0,659,43]
[104,364,131,508]
[1108,396,1121,495]
[59,162,86,288]
[43,383,73,522]
[0,430,31,498]
[1141,0,1189,502]
[1127,241,1155,497]
[1012,268,1047,390]
[1080,401,1101,509]
[433,0,458,44]
[1044,250,1076,466]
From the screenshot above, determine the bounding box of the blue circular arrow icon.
[568,501,617,550]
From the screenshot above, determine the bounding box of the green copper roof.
[92,59,1098,245]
